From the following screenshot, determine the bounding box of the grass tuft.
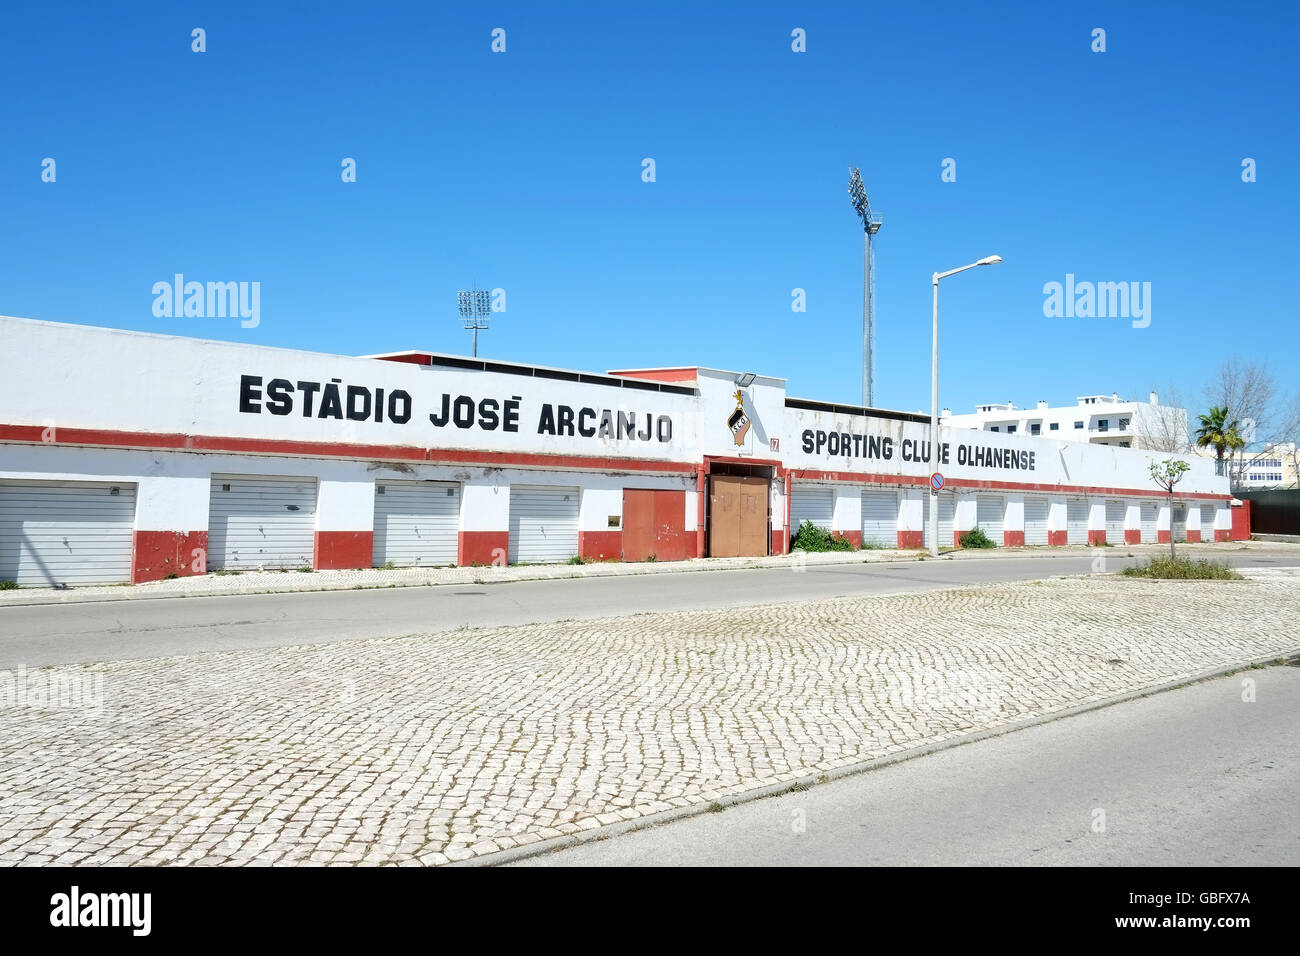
[1121,557,1244,580]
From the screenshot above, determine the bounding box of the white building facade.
[943,392,1188,450]
[0,318,1235,587]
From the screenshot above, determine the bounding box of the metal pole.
[929,273,940,558]
[862,229,872,408]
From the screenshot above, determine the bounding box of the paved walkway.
[0,540,1278,607]
[1,568,1297,866]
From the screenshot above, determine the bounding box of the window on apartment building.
[1007,425,1017,434]
[1120,441,1130,448]
[1119,418,1130,429]
[989,426,999,432]
[1098,420,1109,432]
[1050,423,1059,431]
[1030,423,1041,435]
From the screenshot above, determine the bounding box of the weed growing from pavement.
[1122,557,1244,580]
[790,520,856,552]
[959,527,997,549]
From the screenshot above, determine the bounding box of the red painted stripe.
[786,468,1229,501]
[0,424,696,475]
[0,422,1228,500]
[607,367,699,383]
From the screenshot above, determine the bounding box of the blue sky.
[2,1,1296,417]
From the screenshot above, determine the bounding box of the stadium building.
[0,317,1244,587]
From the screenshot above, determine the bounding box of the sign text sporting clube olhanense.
[801,429,1036,471]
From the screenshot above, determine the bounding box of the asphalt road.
[513,664,1300,866]
[1,551,1294,668]
[5,548,1294,671]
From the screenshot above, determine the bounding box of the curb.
[1,542,1287,609]
[458,646,1300,867]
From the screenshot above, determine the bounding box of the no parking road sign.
[930,472,945,495]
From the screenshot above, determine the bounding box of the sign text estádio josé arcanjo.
[237,374,674,443]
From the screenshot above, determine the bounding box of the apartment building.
[942,392,1188,451]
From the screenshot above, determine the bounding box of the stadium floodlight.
[848,167,883,407]
[456,288,492,357]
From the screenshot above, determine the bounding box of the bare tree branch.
[1134,383,1192,453]
[1202,359,1278,490]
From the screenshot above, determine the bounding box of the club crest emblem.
[728,389,751,446]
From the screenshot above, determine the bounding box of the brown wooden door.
[708,475,769,557]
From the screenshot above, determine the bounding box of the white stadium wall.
[0,317,1236,585]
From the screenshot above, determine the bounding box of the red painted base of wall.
[897,530,924,549]
[1088,530,1106,546]
[132,530,208,583]
[1158,530,1171,543]
[770,529,788,555]
[1125,529,1141,544]
[838,530,863,548]
[579,530,622,562]
[1003,531,1025,547]
[1186,530,1201,543]
[1048,530,1068,546]
[314,531,373,570]
[459,530,509,566]
[1215,529,1230,542]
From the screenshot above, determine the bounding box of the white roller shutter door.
[0,481,137,586]
[860,489,898,547]
[789,484,834,531]
[1105,499,1126,543]
[976,495,1005,542]
[1172,502,1188,542]
[373,481,460,567]
[923,495,956,550]
[209,476,317,570]
[1023,496,1050,545]
[1196,502,1216,538]
[1066,498,1090,544]
[509,485,579,563]
[1200,503,1218,538]
[1140,501,1158,542]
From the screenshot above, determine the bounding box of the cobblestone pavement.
[2,571,1297,866]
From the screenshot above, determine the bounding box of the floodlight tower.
[456,288,491,357]
[848,168,883,408]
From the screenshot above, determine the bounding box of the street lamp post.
[929,255,1002,557]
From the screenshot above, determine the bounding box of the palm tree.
[1195,405,1245,474]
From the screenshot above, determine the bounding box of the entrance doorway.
[707,473,770,557]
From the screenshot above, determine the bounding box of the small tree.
[1148,459,1191,560]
